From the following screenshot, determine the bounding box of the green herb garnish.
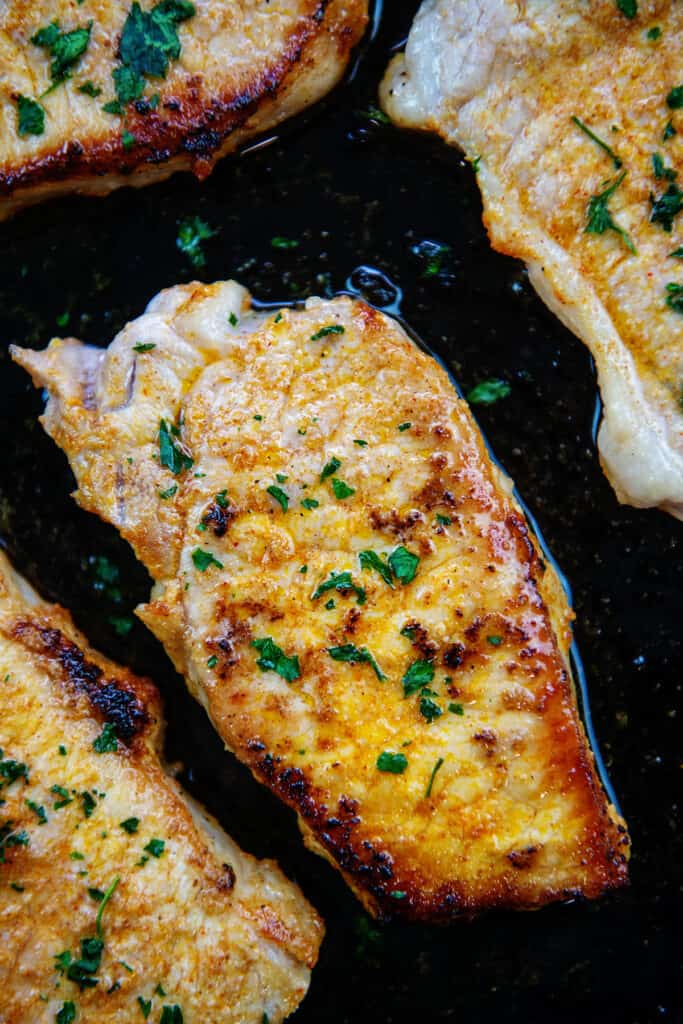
[425,757,445,797]
[266,485,289,512]
[176,215,217,268]
[158,418,193,474]
[650,183,683,231]
[402,659,435,697]
[466,378,512,405]
[320,456,341,481]
[312,571,366,605]
[310,325,345,341]
[191,548,223,571]
[584,170,636,252]
[387,546,419,584]
[120,817,139,834]
[144,838,165,858]
[328,644,386,680]
[32,20,92,90]
[108,1,195,112]
[95,876,120,938]
[301,498,319,510]
[15,96,45,136]
[56,1001,77,1024]
[615,0,637,18]
[332,479,355,500]
[133,342,156,352]
[665,283,683,312]
[376,751,408,774]
[358,550,394,587]
[571,116,622,169]
[93,723,118,753]
[448,702,464,715]
[667,86,683,109]
[252,638,301,681]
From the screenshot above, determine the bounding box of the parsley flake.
[650,183,683,231]
[15,95,45,136]
[358,550,394,587]
[466,378,512,405]
[312,571,366,605]
[332,478,355,500]
[133,342,156,352]
[252,638,301,682]
[32,20,92,90]
[665,283,683,313]
[120,817,140,834]
[138,997,152,1019]
[144,838,165,858]
[320,456,341,481]
[667,86,683,110]
[585,170,636,252]
[310,324,345,341]
[301,498,319,510]
[93,723,118,754]
[160,1007,183,1024]
[376,751,408,774]
[425,757,445,797]
[176,215,217,268]
[571,116,622,169]
[266,484,289,512]
[615,0,637,19]
[191,548,223,571]
[419,694,443,722]
[387,546,419,584]
[403,659,435,696]
[448,702,465,716]
[159,418,193,474]
[328,644,386,680]
[108,1,195,111]
[56,1002,76,1024]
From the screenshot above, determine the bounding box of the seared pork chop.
[13,281,630,921]
[0,549,322,1023]
[0,0,367,219]
[381,0,683,519]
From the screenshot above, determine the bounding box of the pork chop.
[0,548,322,1023]
[13,280,630,921]
[381,0,683,519]
[0,0,367,219]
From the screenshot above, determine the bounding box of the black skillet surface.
[0,5,681,1023]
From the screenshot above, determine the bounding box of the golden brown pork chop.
[0,549,322,1023]
[381,0,683,519]
[13,280,630,921]
[0,0,367,219]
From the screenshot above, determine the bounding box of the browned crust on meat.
[0,0,368,214]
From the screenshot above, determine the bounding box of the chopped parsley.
[331,478,355,500]
[107,1,195,112]
[387,546,419,584]
[228,312,239,327]
[652,152,677,181]
[252,638,301,682]
[160,1007,183,1024]
[425,757,445,798]
[159,484,178,499]
[359,549,394,587]
[584,170,636,252]
[571,116,622,169]
[320,456,341,481]
[419,694,443,722]
[663,119,676,141]
[402,659,435,697]
[328,644,386,681]
[120,816,140,834]
[176,216,217,268]
[191,548,223,571]
[466,378,511,405]
[109,615,133,637]
[310,324,345,341]
[122,129,136,150]
[93,722,118,754]
[448,702,465,716]
[81,791,97,818]
[207,654,218,669]
[436,514,451,525]
[0,822,29,862]
[397,421,411,432]
[56,1002,77,1024]
[665,283,683,313]
[95,876,120,938]
[353,439,368,447]
[144,838,165,858]
[138,997,152,1019]
[670,246,683,258]
[376,751,408,774]
[646,26,661,40]
[55,936,104,990]
[158,418,193,474]
[667,86,683,110]
[650,183,683,231]
[31,20,92,90]
[266,484,289,512]
[59,745,68,756]
[271,237,299,249]
[15,95,45,136]
[79,80,102,97]
[312,571,366,605]
[615,0,637,18]
[0,753,28,788]
[133,342,156,352]
[301,498,319,510]
[412,239,451,278]
[51,785,73,808]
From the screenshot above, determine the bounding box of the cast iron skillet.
[0,5,680,1022]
